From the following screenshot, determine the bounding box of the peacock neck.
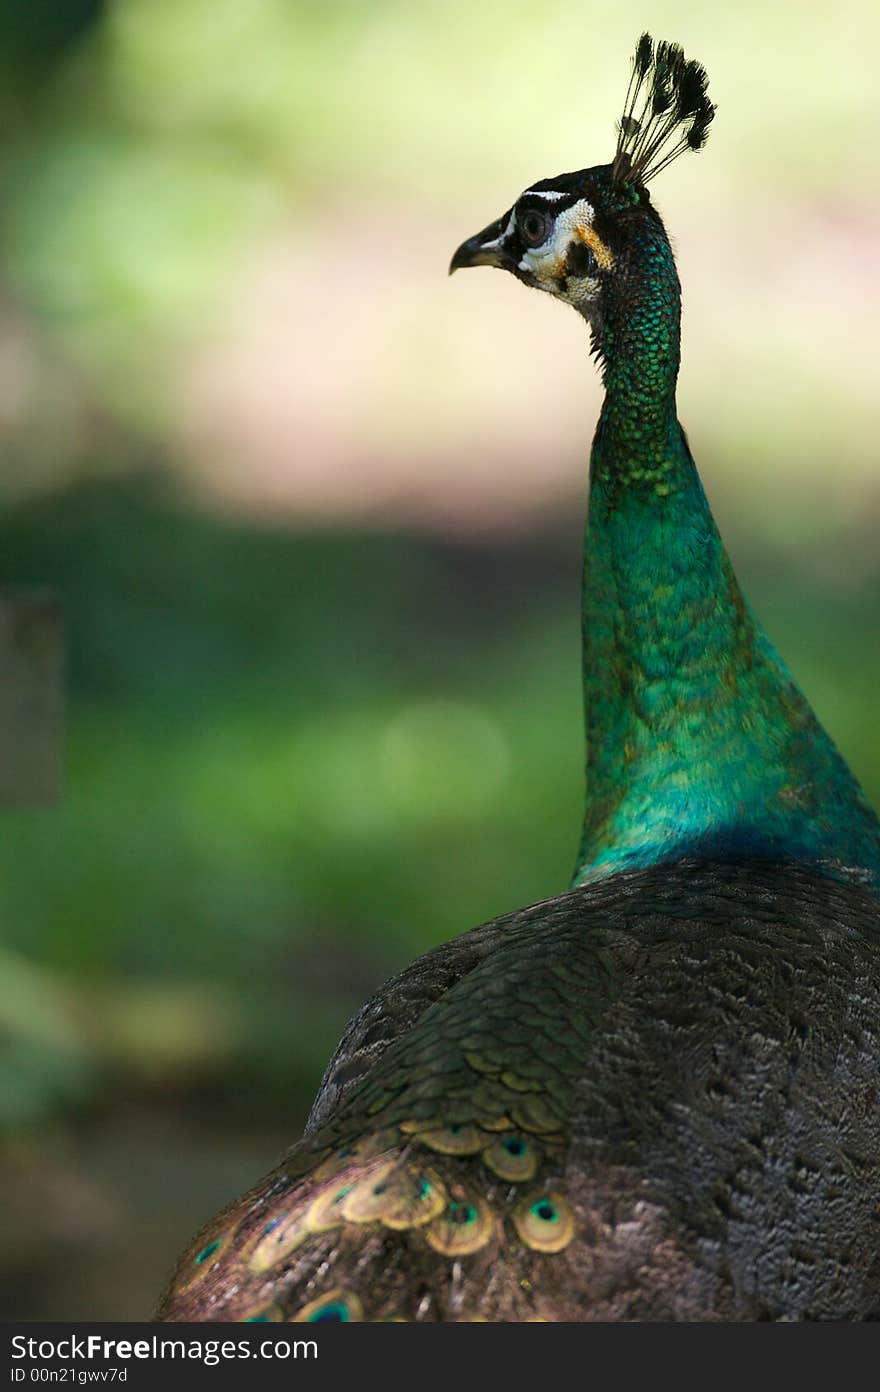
[572,218,880,890]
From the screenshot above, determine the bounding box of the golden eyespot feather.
[481,1114,515,1132]
[510,1095,564,1133]
[291,1290,363,1323]
[306,1181,355,1233]
[340,1162,447,1229]
[248,1209,312,1272]
[310,1129,397,1181]
[419,1123,487,1155]
[483,1133,539,1182]
[399,1117,440,1135]
[512,1191,575,1253]
[425,1196,497,1256]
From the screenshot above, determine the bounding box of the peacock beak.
[449,213,514,274]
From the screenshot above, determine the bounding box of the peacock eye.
[518,207,551,247]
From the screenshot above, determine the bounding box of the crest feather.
[612,33,715,187]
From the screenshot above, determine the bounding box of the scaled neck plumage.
[572,213,880,890]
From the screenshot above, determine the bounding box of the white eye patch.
[517,197,597,272]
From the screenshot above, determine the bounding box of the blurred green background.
[0,0,877,1320]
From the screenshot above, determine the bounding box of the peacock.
[157,37,880,1322]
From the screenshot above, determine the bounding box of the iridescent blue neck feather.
[573,216,880,889]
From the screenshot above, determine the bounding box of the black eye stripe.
[565,240,598,277]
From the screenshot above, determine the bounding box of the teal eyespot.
[532,1200,558,1223]
[483,1133,538,1181]
[309,1302,350,1322]
[293,1289,363,1322]
[195,1238,222,1265]
[448,1201,477,1226]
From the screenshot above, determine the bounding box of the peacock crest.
[612,34,715,187]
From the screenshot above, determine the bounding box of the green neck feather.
[572,215,880,889]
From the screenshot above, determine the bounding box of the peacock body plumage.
[157,37,880,1322]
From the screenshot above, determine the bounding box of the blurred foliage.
[0,0,877,1320]
[0,476,585,1110]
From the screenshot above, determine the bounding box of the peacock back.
[157,860,880,1322]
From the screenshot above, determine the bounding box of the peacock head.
[449,35,715,330]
